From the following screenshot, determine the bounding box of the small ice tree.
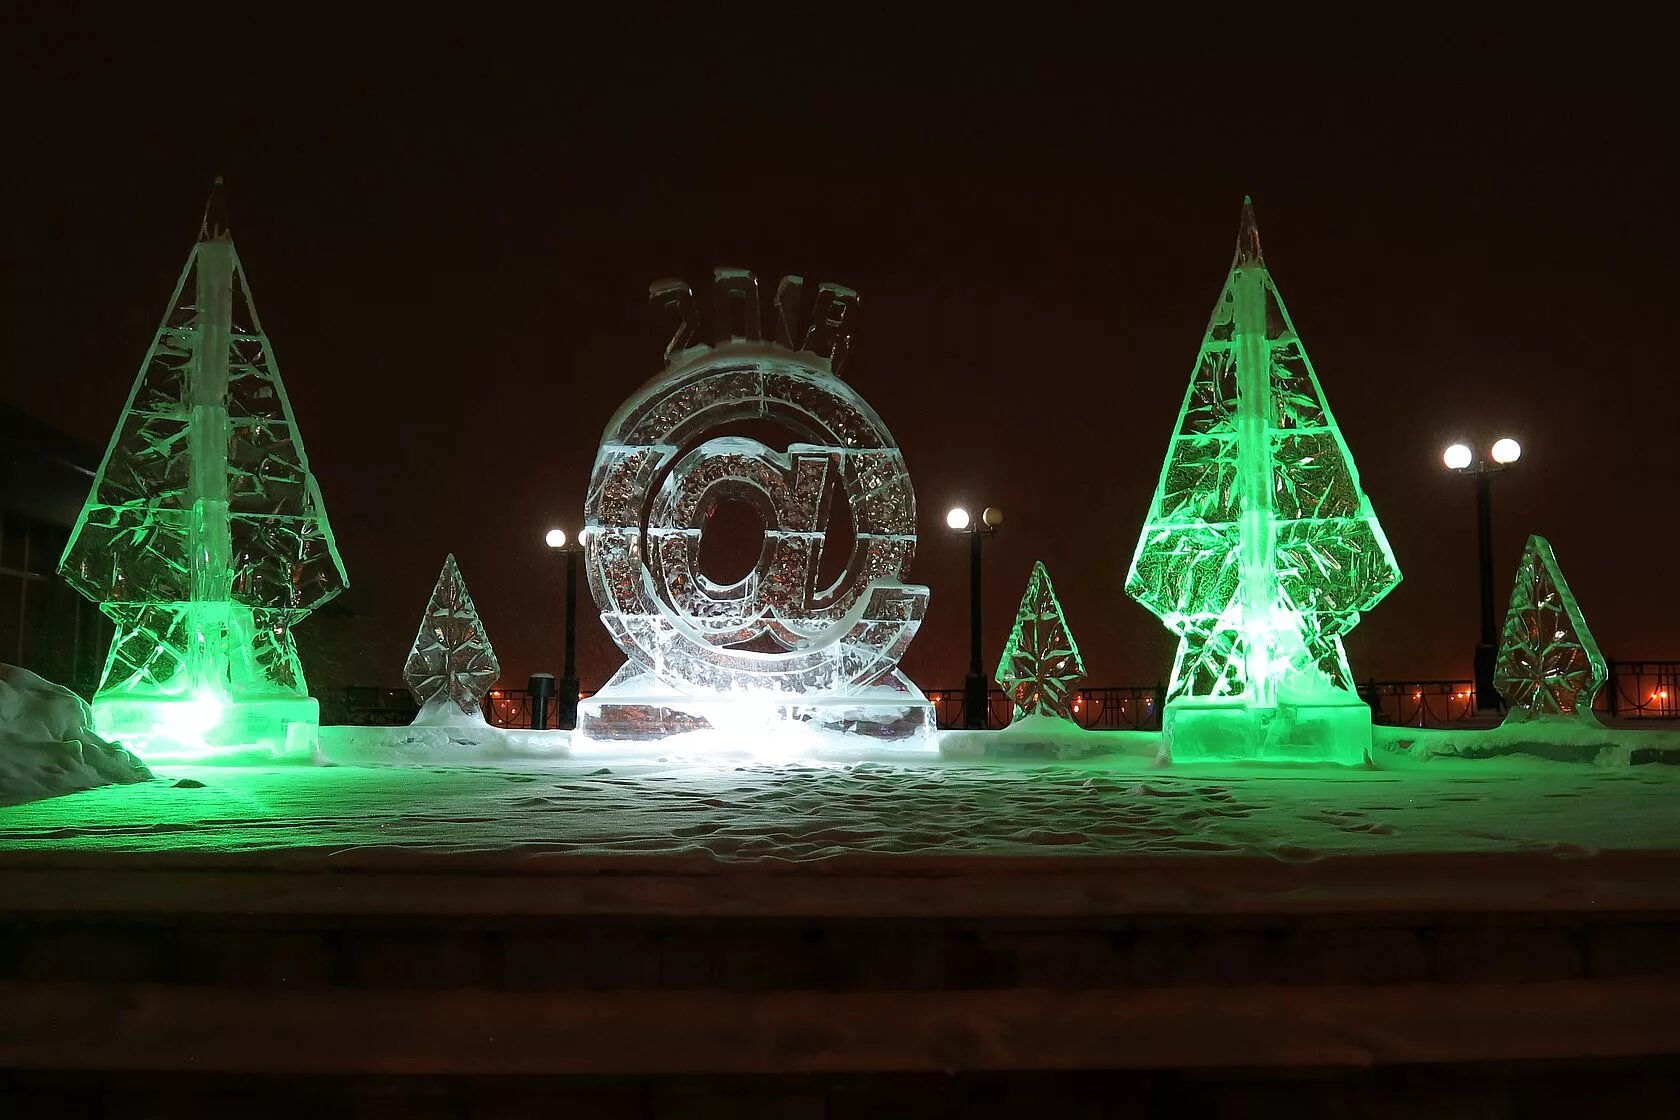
[995,562,1086,722]
[403,554,500,717]
[1494,535,1605,723]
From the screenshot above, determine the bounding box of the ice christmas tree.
[59,181,347,756]
[1494,535,1605,723]
[995,562,1085,723]
[1127,199,1400,763]
[404,554,500,720]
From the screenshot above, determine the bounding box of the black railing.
[341,687,419,726]
[925,686,1166,731]
[1606,661,1680,719]
[1358,680,1480,727]
[339,662,1680,731]
[482,688,597,730]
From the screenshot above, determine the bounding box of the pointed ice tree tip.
[200,176,232,242]
[1234,196,1263,266]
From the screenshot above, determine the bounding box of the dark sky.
[5,13,1674,693]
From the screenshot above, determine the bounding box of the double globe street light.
[947,505,1003,729]
[541,527,589,730]
[1441,436,1522,713]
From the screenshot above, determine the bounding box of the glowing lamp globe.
[981,506,1004,528]
[544,528,567,549]
[1490,437,1522,465]
[946,507,971,531]
[1442,443,1473,471]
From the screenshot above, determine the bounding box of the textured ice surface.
[1127,200,1399,710]
[580,269,931,741]
[995,562,1085,722]
[1495,535,1605,723]
[0,665,151,806]
[56,186,344,745]
[404,554,499,716]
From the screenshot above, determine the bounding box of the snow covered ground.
[0,665,151,807]
[4,697,1677,857]
[0,740,1674,860]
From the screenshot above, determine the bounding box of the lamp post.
[947,505,1002,729]
[544,527,585,730]
[1442,436,1522,713]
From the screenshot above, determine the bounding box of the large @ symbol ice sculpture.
[58,182,347,756]
[1127,200,1400,763]
[579,268,932,743]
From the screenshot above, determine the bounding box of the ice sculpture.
[578,268,933,743]
[1494,535,1605,723]
[58,181,346,756]
[1127,199,1400,764]
[995,562,1085,722]
[404,554,500,722]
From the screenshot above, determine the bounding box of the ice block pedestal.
[94,694,321,758]
[577,667,935,745]
[1165,692,1371,766]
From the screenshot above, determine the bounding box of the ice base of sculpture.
[92,693,320,759]
[1164,692,1370,766]
[577,663,935,746]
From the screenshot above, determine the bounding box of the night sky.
[5,14,1673,694]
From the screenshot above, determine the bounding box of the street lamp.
[544,526,587,730]
[948,505,1003,729]
[1442,436,1523,713]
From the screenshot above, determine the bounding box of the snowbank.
[1373,716,1680,769]
[0,665,151,806]
[317,716,571,767]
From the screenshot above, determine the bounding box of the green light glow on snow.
[57,183,346,760]
[1127,200,1400,764]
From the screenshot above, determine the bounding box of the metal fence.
[1358,680,1479,727]
[340,661,1680,731]
[1605,661,1680,719]
[924,687,1166,731]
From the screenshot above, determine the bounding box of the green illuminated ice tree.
[1126,200,1400,762]
[58,181,347,756]
[1494,535,1604,723]
[995,562,1085,722]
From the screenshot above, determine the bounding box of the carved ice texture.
[579,269,933,743]
[995,562,1085,722]
[1495,535,1605,723]
[404,554,500,720]
[58,182,346,757]
[1127,200,1400,764]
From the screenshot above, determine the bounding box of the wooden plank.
[0,978,1675,1075]
[2,851,1679,919]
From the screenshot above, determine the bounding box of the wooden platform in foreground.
[1,848,1677,1114]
